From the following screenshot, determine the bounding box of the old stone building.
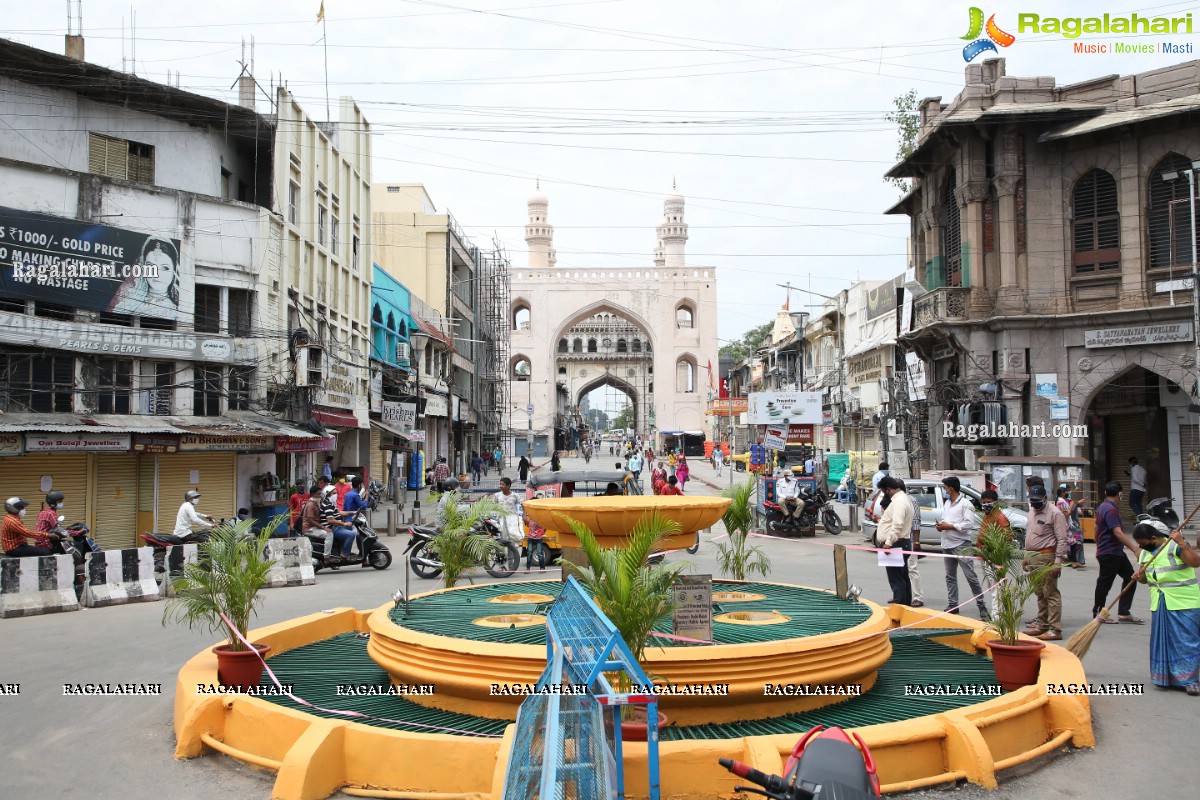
[889,58,1200,511]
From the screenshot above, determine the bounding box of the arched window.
[512,358,530,381]
[616,339,628,353]
[941,169,962,287]
[513,306,531,331]
[675,305,694,329]
[1072,168,1119,274]
[572,338,583,353]
[558,338,568,353]
[676,357,696,393]
[1149,153,1199,269]
[557,366,566,375]
[587,338,597,353]
[372,305,383,323]
[386,312,396,331]
[631,339,642,353]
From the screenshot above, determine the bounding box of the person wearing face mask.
[1057,484,1085,569]
[2,497,51,557]
[1022,484,1069,641]
[34,491,67,551]
[1132,519,1200,696]
[976,489,1011,618]
[936,477,991,621]
[174,490,216,539]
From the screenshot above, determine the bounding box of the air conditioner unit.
[396,342,411,363]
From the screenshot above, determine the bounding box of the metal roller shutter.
[157,453,237,524]
[370,425,385,486]
[0,453,88,527]
[1106,413,1150,517]
[93,453,140,550]
[1179,424,1200,530]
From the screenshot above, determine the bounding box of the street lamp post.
[781,284,845,452]
[1163,162,1200,396]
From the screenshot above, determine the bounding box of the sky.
[7,0,1200,352]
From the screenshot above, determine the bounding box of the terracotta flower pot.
[618,707,670,742]
[988,640,1045,691]
[213,643,271,691]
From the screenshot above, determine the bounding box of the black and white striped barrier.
[265,537,316,588]
[0,555,80,618]
[82,548,161,608]
[157,544,200,598]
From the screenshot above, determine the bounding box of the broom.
[1065,499,1200,658]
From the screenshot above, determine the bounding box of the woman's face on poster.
[144,243,175,293]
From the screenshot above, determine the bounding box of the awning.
[413,316,454,349]
[371,420,410,441]
[0,411,321,439]
[843,335,895,360]
[312,409,362,430]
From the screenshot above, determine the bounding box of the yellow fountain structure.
[172,494,1095,800]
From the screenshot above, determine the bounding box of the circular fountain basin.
[520,495,731,551]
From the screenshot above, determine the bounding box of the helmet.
[1145,497,1180,530]
[46,491,64,507]
[5,497,29,515]
[322,485,336,496]
[440,477,460,492]
[184,490,202,502]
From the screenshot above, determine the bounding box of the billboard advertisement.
[746,391,822,425]
[0,206,184,321]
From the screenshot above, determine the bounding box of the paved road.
[0,453,1185,798]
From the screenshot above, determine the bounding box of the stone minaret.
[657,182,688,268]
[525,182,556,268]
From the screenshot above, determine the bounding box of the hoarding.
[746,391,822,425]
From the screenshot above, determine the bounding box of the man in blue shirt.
[335,476,369,560]
[322,456,334,483]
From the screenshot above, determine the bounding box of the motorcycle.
[404,517,520,579]
[809,487,843,534]
[766,489,842,536]
[367,478,387,512]
[718,725,881,799]
[1143,496,1180,528]
[305,510,392,572]
[48,518,101,598]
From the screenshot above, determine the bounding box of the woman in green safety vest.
[1133,519,1200,696]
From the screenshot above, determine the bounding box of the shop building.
[888,58,1200,516]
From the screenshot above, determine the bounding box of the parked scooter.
[718,725,881,799]
[367,479,387,512]
[305,510,392,572]
[404,517,519,579]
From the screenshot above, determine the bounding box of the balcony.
[912,287,971,330]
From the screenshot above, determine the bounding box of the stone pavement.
[0,448,1184,799]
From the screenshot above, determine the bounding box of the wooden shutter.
[94,453,139,549]
[87,133,129,180]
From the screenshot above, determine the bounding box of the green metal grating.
[255,633,1001,741]
[388,580,873,646]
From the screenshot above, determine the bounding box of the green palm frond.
[161,519,276,652]
[715,480,771,581]
[430,491,506,588]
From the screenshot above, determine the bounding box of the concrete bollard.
[83,548,160,608]
[265,537,316,588]
[387,508,398,537]
[0,554,80,618]
[158,544,201,598]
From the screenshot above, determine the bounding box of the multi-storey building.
[0,38,372,543]
[889,58,1200,511]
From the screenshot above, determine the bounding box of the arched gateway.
[508,187,718,456]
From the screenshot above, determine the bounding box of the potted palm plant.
[429,491,508,588]
[162,520,277,690]
[715,480,771,581]
[967,521,1056,690]
[563,510,688,741]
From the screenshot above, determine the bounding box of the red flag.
[707,359,715,391]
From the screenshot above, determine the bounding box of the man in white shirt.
[492,477,523,542]
[776,472,801,521]
[935,476,990,620]
[804,456,817,476]
[174,490,216,539]
[1126,456,1147,517]
[871,462,890,490]
[875,476,914,605]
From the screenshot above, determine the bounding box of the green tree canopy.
[719,321,774,364]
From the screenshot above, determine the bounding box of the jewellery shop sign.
[0,311,252,363]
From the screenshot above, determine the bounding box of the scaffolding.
[479,239,511,454]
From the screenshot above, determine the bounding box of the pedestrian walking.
[1022,484,1069,641]
[1131,520,1200,696]
[1092,481,1144,624]
[432,456,451,489]
[517,455,531,483]
[470,451,483,485]
[660,475,683,496]
[935,477,990,621]
[493,446,504,476]
[1126,456,1147,517]
[1057,484,1086,568]
[550,451,561,472]
[713,447,725,476]
[675,454,690,491]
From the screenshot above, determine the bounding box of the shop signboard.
[0,434,24,456]
[424,394,449,418]
[786,424,815,444]
[1084,322,1192,349]
[381,402,417,427]
[179,434,274,453]
[25,433,131,452]
[746,391,822,425]
[132,434,180,454]
[407,430,427,443]
[0,311,252,363]
[275,436,336,454]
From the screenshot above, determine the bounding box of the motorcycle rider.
[320,484,355,562]
[35,490,66,551]
[3,497,52,557]
[341,476,369,547]
[777,471,802,522]
[173,490,216,540]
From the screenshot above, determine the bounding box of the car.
[861,480,1028,549]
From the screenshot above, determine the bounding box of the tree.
[718,321,774,364]
[885,89,920,196]
[611,403,635,432]
[585,408,608,432]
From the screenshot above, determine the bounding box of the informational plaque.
[672,574,713,642]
